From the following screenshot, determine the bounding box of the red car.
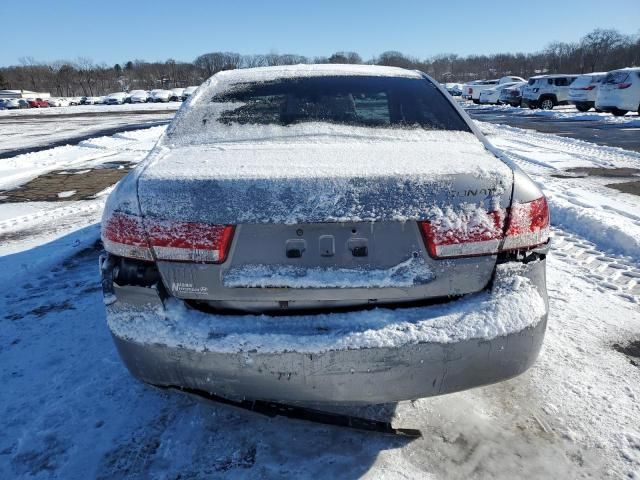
[28,98,49,108]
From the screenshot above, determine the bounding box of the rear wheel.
[472,99,480,104]
[539,97,554,110]
[575,104,591,112]
[611,109,628,117]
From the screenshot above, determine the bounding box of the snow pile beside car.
[107,262,546,355]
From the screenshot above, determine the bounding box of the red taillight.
[419,210,504,258]
[578,85,596,90]
[102,212,154,261]
[468,87,473,94]
[102,212,235,263]
[146,221,234,263]
[419,197,550,259]
[617,82,632,89]
[501,197,550,251]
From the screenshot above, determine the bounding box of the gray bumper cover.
[103,258,548,405]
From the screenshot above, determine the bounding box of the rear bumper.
[570,100,595,107]
[596,93,637,112]
[102,257,548,405]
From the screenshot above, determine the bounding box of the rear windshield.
[604,71,630,84]
[200,76,469,132]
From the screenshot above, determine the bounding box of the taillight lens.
[501,197,550,251]
[102,212,154,261]
[146,221,234,263]
[617,82,632,89]
[102,212,235,263]
[578,85,596,91]
[420,197,550,259]
[420,210,504,258]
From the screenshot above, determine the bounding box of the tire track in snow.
[551,228,640,304]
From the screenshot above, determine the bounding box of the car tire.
[539,97,554,110]
[576,104,591,112]
[472,99,480,104]
[528,103,536,109]
[611,109,628,117]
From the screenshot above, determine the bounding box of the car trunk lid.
[137,132,514,311]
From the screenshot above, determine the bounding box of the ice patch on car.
[107,262,546,354]
[222,256,434,289]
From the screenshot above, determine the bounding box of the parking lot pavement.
[464,103,640,153]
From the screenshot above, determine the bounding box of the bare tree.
[1,28,637,95]
[580,29,627,72]
[328,51,362,64]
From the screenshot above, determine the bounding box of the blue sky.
[1,0,638,66]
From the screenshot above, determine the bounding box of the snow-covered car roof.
[529,74,580,79]
[607,67,640,73]
[189,64,422,103]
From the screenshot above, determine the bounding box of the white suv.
[522,74,579,110]
[568,73,606,112]
[465,76,525,104]
[596,68,640,116]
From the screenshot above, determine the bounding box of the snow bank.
[546,194,640,257]
[469,103,640,126]
[107,262,546,354]
[482,121,640,257]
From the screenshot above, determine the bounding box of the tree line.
[0,28,638,97]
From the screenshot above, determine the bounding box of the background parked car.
[150,89,172,102]
[522,74,579,110]
[170,88,185,101]
[129,90,150,103]
[5,99,30,109]
[105,92,127,105]
[27,98,50,108]
[466,76,525,104]
[568,73,606,112]
[68,97,81,106]
[443,83,463,96]
[596,67,640,116]
[181,86,199,101]
[0,99,8,110]
[479,81,524,105]
[48,97,71,107]
[499,82,527,107]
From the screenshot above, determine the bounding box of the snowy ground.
[0,102,182,118]
[464,101,640,126]
[0,103,178,157]
[1,114,639,478]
